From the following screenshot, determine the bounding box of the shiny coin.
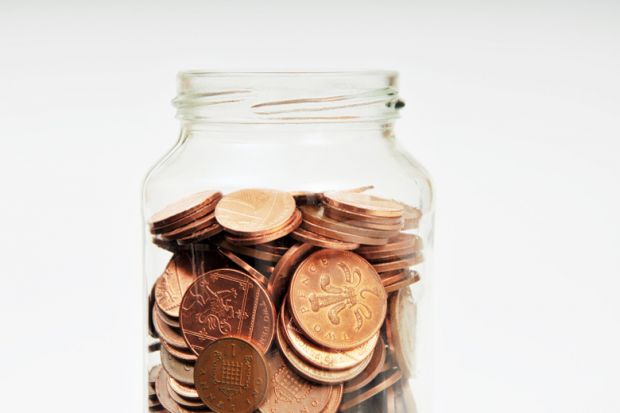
[194,337,269,413]
[217,239,282,262]
[281,302,378,371]
[176,222,223,245]
[372,254,423,273]
[155,254,203,319]
[356,233,422,255]
[149,190,222,230]
[167,380,206,408]
[276,320,373,384]
[339,369,402,411]
[389,288,417,379]
[301,220,388,246]
[300,205,400,239]
[217,248,269,287]
[215,189,296,236]
[151,203,217,235]
[224,208,302,246]
[168,376,200,400]
[161,341,197,362]
[322,383,344,413]
[291,227,359,250]
[384,271,421,294]
[258,350,334,413]
[323,204,404,229]
[343,337,387,394]
[160,344,195,385]
[289,249,387,350]
[153,305,189,350]
[322,192,404,218]
[156,304,180,328]
[180,268,276,355]
[267,243,315,307]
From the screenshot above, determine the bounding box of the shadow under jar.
[143,71,434,413]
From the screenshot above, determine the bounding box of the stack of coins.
[146,187,424,413]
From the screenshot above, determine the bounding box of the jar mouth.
[174,70,401,124]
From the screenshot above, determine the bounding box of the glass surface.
[143,71,434,413]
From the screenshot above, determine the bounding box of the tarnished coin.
[276,320,373,384]
[180,268,276,355]
[217,248,269,287]
[343,337,387,394]
[150,190,222,229]
[215,189,296,236]
[339,369,402,411]
[160,344,195,385]
[258,350,333,413]
[300,205,400,239]
[224,209,302,246]
[281,302,378,371]
[322,192,404,218]
[289,249,387,350]
[267,243,315,307]
[194,337,269,413]
[290,227,360,251]
[389,288,417,379]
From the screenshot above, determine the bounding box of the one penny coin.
[180,268,276,355]
[215,189,296,236]
[194,337,269,413]
[289,249,387,350]
[258,350,333,413]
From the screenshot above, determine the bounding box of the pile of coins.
[147,188,424,413]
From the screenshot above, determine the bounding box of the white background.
[1,1,619,412]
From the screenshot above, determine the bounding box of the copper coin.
[149,365,162,400]
[218,239,282,262]
[155,252,226,319]
[290,227,359,251]
[151,201,217,235]
[225,209,302,246]
[180,268,276,355]
[217,248,269,287]
[153,305,190,350]
[281,303,378,371]
[267,243,315,307]
[400,203,422,230]
[322,192,404,218]
[289,249,387,350]
[176,223,224,245]
[167,380,206,408]
[323,206,404,231]
[215,189,296,236]
[255,241,292,255]
[150,190,222,229]
[356,234,422,254]
[384,271,421,294]
[338,369,402,411]
[168,376,200,400]
[372,254,423,273]
[194,337,269,413]
[301,220,388,246]
[275,320,373,384]
[160,344,195,385]
[258,350,334,413]
[162,341,198,362]
[300,205,400,239]
[388,288,417,379]
[155,367,183,413]
[322,383,344,413]
[343,337,387,394]
[157,304,181,328]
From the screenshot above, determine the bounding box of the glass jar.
[143,71,434,413]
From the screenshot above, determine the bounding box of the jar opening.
[173,71,401,124]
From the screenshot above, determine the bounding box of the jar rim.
[174,70,401,124]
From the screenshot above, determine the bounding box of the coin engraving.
[290,250,387,350]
